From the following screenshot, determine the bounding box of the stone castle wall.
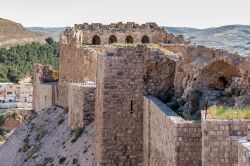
[143,96,202,166]
[68,83,96,130]
[202,113,250,166]
[58,44,97,107]
[61,22,188,46]
[94,45,177,165]
[33,64,58,111]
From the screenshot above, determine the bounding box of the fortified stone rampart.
[201,113,250,166]
[33,64,58,111]
[61,22,188,46]
[94,45,177,165]
[143,96,202,166]
[58,45,97,107]
[68,83,96,130]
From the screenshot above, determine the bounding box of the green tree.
[45,37,54,45]
[0,40,59,83]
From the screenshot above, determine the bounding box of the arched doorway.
[141,35,150,44]
[109,35,117,44]
[125,35,133,44]
[92,35,101,45]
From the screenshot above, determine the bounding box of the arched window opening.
[109,35,117,44]
[141,35,150,44]
[125,35,133,44]
[92,35,101,45]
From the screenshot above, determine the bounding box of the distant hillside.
[29,27,65,41]
[0,18,44,47]
[166,25,250,55]
[28,25,250,55]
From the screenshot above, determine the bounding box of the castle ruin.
[33,22,250,166]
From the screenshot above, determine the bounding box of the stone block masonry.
[94,45,178,166]
[33,64,58,111]
[143,96,202,166]
[68,83,96,130]
[202,113,250,166]
[58,44,97,107]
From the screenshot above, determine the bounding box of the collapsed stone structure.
[33,64,58,111]
[33,22,250,166]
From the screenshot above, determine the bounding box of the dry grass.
[111,43,174,56]
[0,18,43,47]
[148,44,174,56]
[208,105,250,119]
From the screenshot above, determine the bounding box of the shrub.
[169,102,180,111]
[35,130,47,142]
[41,157,53,165]
[161,93,173,103]
[57,118,65,125]
[189,89,202,115]
[59,157,66,164]
[0,113,6,125]
[21,135,30,152]
[71,128,84,143]
[0,128,6,136]
[72,158,78,164]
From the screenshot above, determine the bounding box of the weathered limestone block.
[68,83,96,130]
[58,45,97,107]
[33,64,58,111]
[94,45,181,166]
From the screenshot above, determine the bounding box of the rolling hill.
[0,18,45,47]
[166,25,250,55]
[29,27,65,37]
[28,27,65,41]
[28,25,250,55]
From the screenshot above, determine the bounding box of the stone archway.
[195,61,241,90]
[141,35,150,44]
[125,35,133,44]
[109,35,117,44]
[92,35,101,45]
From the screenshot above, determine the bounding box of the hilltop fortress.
[33,22,250,166]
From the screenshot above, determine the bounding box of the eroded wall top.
[61,22,188,45]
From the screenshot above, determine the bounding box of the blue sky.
[0,0,249,28]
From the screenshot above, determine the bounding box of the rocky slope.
[0,18,44,47]
[167,25,250,55]
[0,106,93,166]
